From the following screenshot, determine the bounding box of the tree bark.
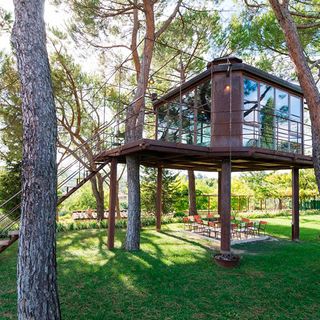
[268,0,320,191]
[188,170,197,215]
[11,1,61,319]
[90,173,105,221]
[125,155,141,250]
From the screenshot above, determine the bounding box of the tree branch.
[155,0,182,38]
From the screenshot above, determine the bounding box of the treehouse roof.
[153,57,303,107]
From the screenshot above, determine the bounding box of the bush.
[234,209,320,219]
[56,216,183,233]
[173,211,187,217]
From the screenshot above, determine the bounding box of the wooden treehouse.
[96,56,313,253]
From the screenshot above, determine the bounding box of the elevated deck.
[95,139,313,171]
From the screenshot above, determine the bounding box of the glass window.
[304,105,312,155]
[198,80,211,111]
[157,104,168,141]
[275,89,289,119]
[259,83,275,149]
[196,80,211,146]
[166,101,180,142]
[243,124,258,147]
[242,78,305,155]
[275,89,289,151]
[289,95,302,153]
[181,91,195,144]
[156,78,212,146]
[243,78,259,147]
[243,78,259,123]
[290,95,301,121]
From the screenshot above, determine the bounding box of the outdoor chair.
[183,217,192,231]
[246,222,255,237]
[207,213,214,222]
[258,221,268,235]
[237,221,249,239]
[206,221,220,238]
[231,223,241,239]
[193,217,206,233]
[249,221,260,236]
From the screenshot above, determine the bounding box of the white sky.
[1,1,71,54]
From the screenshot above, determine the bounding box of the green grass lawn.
[1,215,320,319]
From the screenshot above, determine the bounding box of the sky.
[0,1,71,53]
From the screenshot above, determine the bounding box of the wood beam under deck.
[95,139,313,172]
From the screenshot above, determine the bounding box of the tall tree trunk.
[125,155,141,250]
[12,1,61,319]
[268,0,320,191]
[90,173,104,221]
[188,170,197,215]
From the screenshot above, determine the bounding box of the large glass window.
[290,95,302,153]
[242,78,304,154]
[197,81,211,146]
[243,79,259,147]
[275,89,289,151]
[259,83,275,149]
[156,79,211,146]
[181,90,195,144]
[304,105,312,155]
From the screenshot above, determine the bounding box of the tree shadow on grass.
[160,229,219,253]
[2,228,320,320]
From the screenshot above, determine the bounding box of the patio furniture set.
[183,215,267,241]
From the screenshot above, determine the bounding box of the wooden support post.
[156,167,163,231]
[220,159,231,253]
[188,170,197,215]
[218,171,222,216]
[292,167,300,241]
[108,158,117,249]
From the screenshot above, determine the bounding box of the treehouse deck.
[95,138,313,171]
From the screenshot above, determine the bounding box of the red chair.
[231,223,240,239]
[207,221,220,238]
[193,217,206,233]
[258,221,268,235]
[193,215,201,221]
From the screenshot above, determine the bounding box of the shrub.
[56,216,183,233]
[173,211,187,217]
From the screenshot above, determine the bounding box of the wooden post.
[188,169,197,215]
[292,167,300,241]
[218,171,222,216]
[108,158,117,249]
[156,167,163,231]
[220,159,231,253]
